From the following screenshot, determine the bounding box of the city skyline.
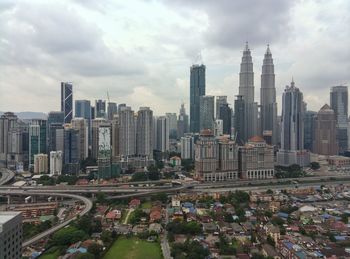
[0,0,349,115]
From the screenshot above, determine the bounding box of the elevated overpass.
[0,168,15,185]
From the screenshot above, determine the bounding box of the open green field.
[141,201,152,209]
[103,237,163,259]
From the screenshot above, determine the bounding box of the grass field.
[103,237,163,259]
[141,201,152,209]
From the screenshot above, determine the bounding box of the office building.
[216,96,227,119]
[50,151,62,175]
[239,136,274,179]
[180,135,195,160]
[60,82,73,123]
[277,80,310,166]
[63,126,80,174]
[234,95,246,144]
[260,45,278,144]
[47,111,64,151]
[29,119,47,167]
[75,100,91,120]
[33,153,48,174]
[71,118,89,160]
[95,99,106,118]
[219,103,232,135]
[118,106,136,157]
[177,103,189,138]
[312,104,338,155]
[190,64,206,133]
[195,130,238,181]
[0,211,22,259]
[136,107,153,158]
[111,117,120,159]
[238,42,258,141]
[330,85,348,153]
[156,116,169,152]
[199,95,214,131]
[107,102,118,121]
[91,118,108,159]
[0,112,19,167]
[304,110,317,151]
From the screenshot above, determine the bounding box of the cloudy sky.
[0,0,349,115]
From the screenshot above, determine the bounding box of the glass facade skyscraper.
[190,64,206,133]
[60,82,73,123]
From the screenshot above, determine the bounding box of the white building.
[0,211,22,259]
[214,119,223,136]
[155,116,169,152]
[50,151,62,175]
[33,153,48,174]
[180,135,194,159]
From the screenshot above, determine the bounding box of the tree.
[310,162,320,170]
[131,172,147,181]
[75,253,95,259]
[52,226,87,246]
[267,235,275,247]
[266,189,273,195]
[148,165,160,180]
[101,230,112,244]
[87,243,103,258]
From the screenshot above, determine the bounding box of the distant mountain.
[0,111,47,120]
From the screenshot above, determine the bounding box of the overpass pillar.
[7,195,10,205]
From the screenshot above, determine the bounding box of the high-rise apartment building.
[60,82,73,123]
[180,135,194,159]
[260,45,278,144]
[118,106,136,157]
[190,64,206,133]
[50,151,62,175]
[156,116,169,152]
[0,112,18,167]
[199,95,214,131]
[238,43,258,141]
[330,85,348,154]
[136,107,153,158]
[0,211,22,259]
[277,80,310,166]
[312,104,338,155]
[33,153,48,174]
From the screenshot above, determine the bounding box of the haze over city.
[1,0,349,114]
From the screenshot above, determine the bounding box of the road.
[0,168,15,185]
[123,208,134,224]
[161,204,172,259]
[0,190,93,248]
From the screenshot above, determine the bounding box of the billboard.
[98,126,111,159]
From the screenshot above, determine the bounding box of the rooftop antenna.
[194,51,203,65]
[107,90,110,103]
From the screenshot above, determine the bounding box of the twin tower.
[235,42,277,145]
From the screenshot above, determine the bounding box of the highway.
[0,190,93,248]
[0,168,15,185]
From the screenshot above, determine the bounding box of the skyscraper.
[91,118,108,159]
[277,80,310,166]
[95,99,106,118]
[304,110,317,151]
[71,118,89,160]
[63,126,80,174]
[75,100,91,120]
[260,45,278,144]
[216,96,227,119]
[238,42,258,141]
[190,64,206,133]
[199,95,214,131]
[60,82,73,123]
[118,106,136,157]
[136,107,153,158]
[234,95,246,144]
[313,104,338,155]
[156,116,169,152]
[50,151,62,175]
[330,85,348,154]
[219,103,232,135]
[0,211,22,259]
[0,112,19,168]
